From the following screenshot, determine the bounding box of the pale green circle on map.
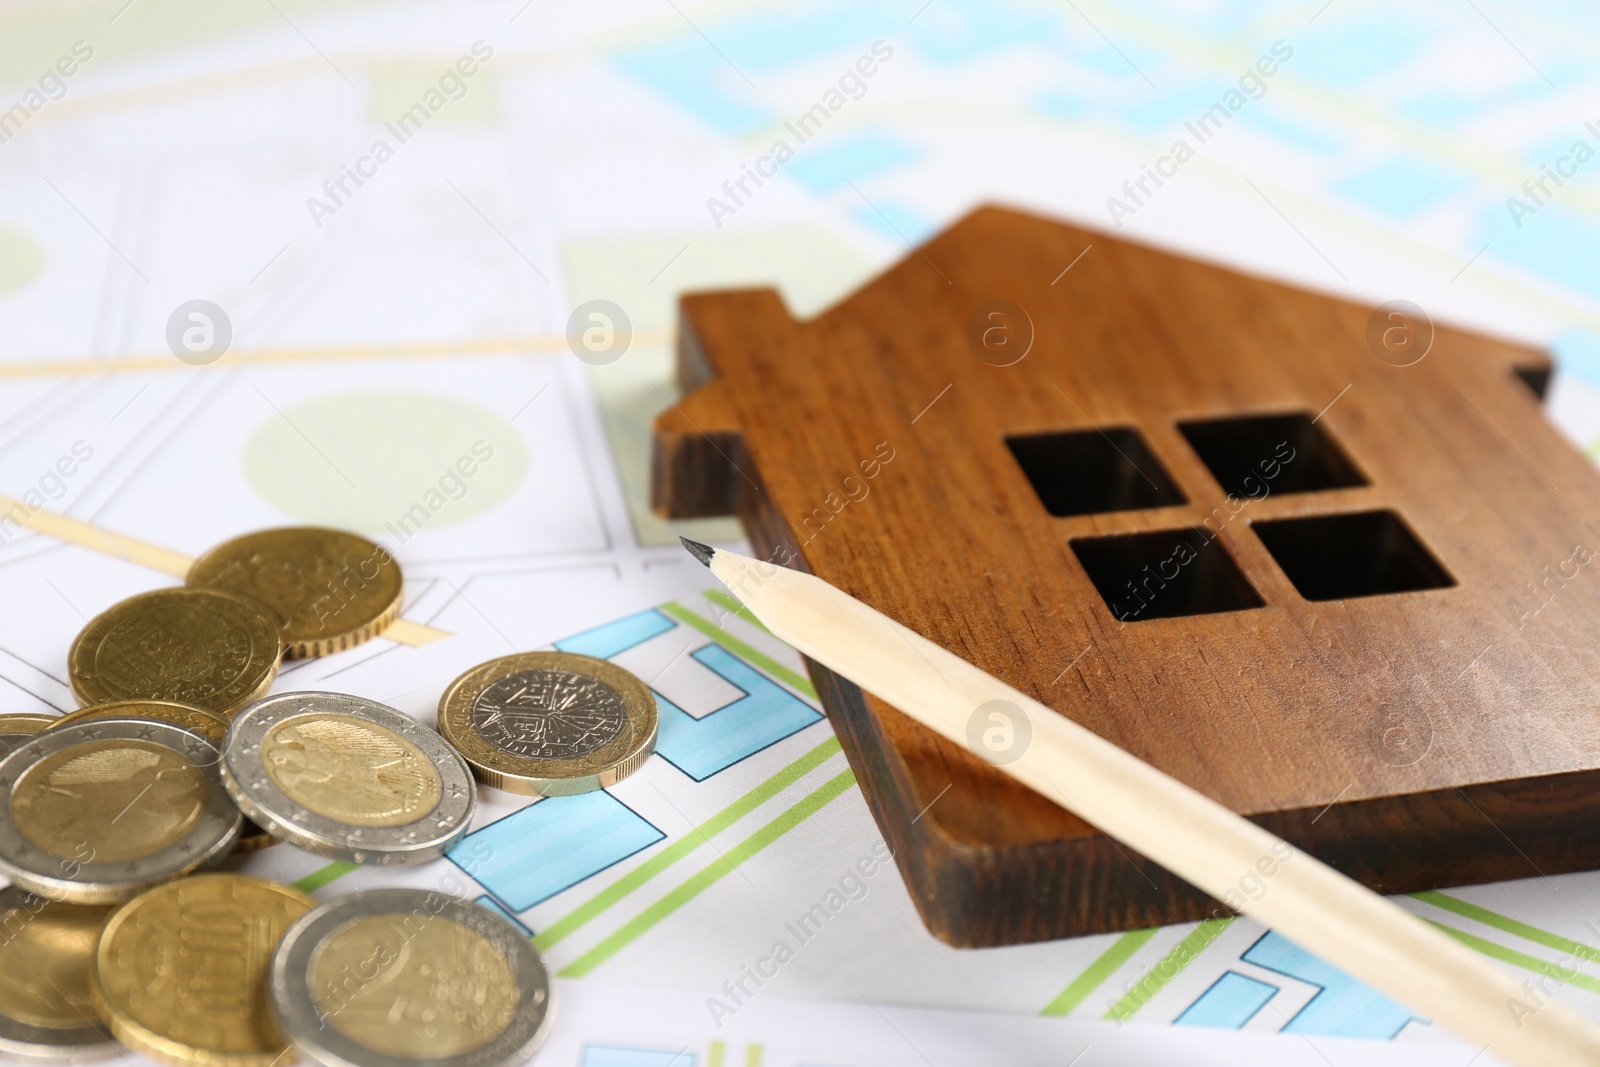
[0,227,44,296]
[243,390,527,536]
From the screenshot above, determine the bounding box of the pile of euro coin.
[0,527,663,1066]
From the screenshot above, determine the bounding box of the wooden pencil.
[683,538,1600,1067]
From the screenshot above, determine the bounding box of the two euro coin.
[222,692,474,866]
[270,889,551,1067]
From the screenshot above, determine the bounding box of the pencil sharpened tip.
[679,537,716,567]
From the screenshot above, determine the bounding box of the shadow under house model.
[649,205,1598,948]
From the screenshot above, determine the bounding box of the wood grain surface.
[651,204,1599,947]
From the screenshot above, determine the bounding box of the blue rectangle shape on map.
[1175,971,1277,1028]
[655,644,823,781]
[1242,931,1420,1038]
[785,132,919,191]
[450,792,665,912]
[556,608,676,659]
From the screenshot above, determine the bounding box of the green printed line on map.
[535,736,843,950]
[1429,922,1600,995]
[559,768,858,977]
[662,600,817,699]
[703,588,770,634]
[1041,928,1160,1016]
[1415,891,1600,963]
[1102,918,1233,1021]
[293,861,356,894]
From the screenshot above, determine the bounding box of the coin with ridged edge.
[437,651,657,796]
[68,589,282,715]
[0,885,116,1061]
[49,700,229,742]
[44,704,280,853]
[187,528,403,659]
[222,692,474,866]
[269,889,551,1067]
[0,713,57,762]
[91,874,315,1067]
[0,719,242,904]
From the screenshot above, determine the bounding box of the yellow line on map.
[0,496,450,647]
[0,496,194,576]
[380,618,449,647]
[0,331,674,380]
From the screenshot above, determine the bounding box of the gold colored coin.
[49,700,229,743]
[0,886,115,1057]
[261,713,442,828]
[91,874,316,1067]
[229,821,280,854]
[187,528,403,659]
[309,914,518,1058]
[0,721,239,904]
[0,713,57,761]
[269,890,551,1067]
[223,693,474,866]
[68,588,283,715]
[43,704,280,852]
[14,738,208,864]
[437,651,658,796]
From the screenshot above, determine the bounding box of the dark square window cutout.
[1178,413,1365,498]
[1253,510,1454,602]
[1007,428,1185,517]
[1071,528,1264,623]
[1514,364,1552,401]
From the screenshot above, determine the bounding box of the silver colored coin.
[0,886,115,1061]
[0,720,241,905]
[222,691,476,866]
[0,714,57,763]
[471,669,629,758]
[269,888,552,1067]
[437,652,658,796]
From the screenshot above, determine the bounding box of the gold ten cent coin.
[0,886,115,1060]
[188,527,403,659]
[0,719,242,904]
[49,700,230,743]
[438,651,657,796]
[69,588,283,715]
[92,874,316,1067]
[0,713,57,761]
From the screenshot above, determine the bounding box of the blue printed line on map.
[1554,330,1600,388]
[786,130,920,191]
[850,196,936,243]
[1290,16,1432,89]
[450,791,666,912]
[557,607,676,659]
[1333,154,1468,218]
[1241,931,1422,1038]
[1117,83,1227,131]
[612,0,1086,140]
[1175,970,1277,1028]
[905,0,1062,66]
[655,644,824,781]
[1480,204,1600,303]
[555,603,823,779]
